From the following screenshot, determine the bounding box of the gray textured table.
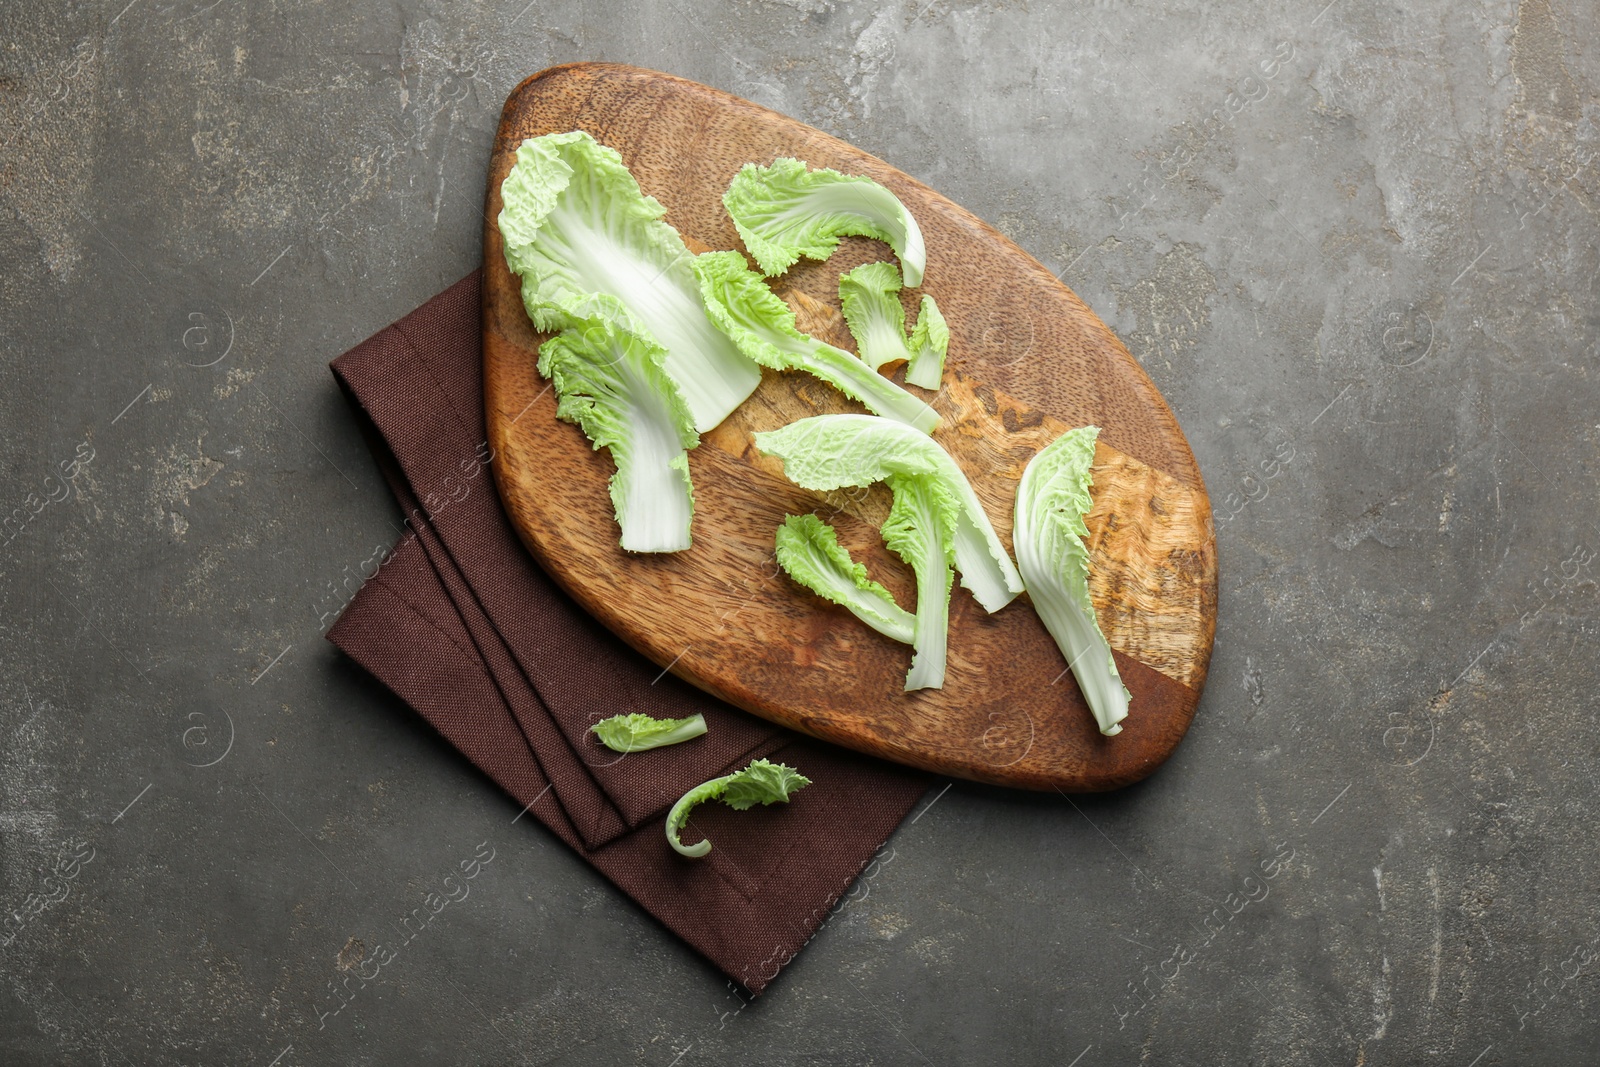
[3,1,1597,1064]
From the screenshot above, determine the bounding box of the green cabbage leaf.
[497,131,761,432]
[838,261,911,372]
[880,474,959,690]
[904,294,949,390]
[590,712,708,753]
[754,414,1022,613]
[1014,425,1130,736]
[665,759,812,858]
[692,251,939,433]
[774,513,915,644]
[537,319,697,552]
[722,157,927,286]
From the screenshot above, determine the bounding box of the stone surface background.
[3,1,1597,1063]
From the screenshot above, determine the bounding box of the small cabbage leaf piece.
[904,295,949,390]
[497,131,761,432]
[722,157,927,286]
[538,318,697,553]
[838,264,948,390]
[665,759,812,858]
[754,414,1023,613]
[881,474,959,690]
[692,251,939,433]
[774,513,914,644]
[838,262,911,372]
[1014,425,1130,736]
[591,712,708,753]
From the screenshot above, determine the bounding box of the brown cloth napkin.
[325,272,932,994]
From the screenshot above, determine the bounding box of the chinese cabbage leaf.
[774,513,914,644]
[692,251,939,433]
[880,474,959,690]
[666,759,812,858]
[722,157,927,286]
[537,318,697,553]
[905,295,949,390]
[591,712,708,753]
[838,261,912,372]
[497,131,761,432]
[754,414,1022,613]
[1014,425,1130,736]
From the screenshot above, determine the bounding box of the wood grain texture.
[482,63,1217,791]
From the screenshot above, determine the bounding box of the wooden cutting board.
[482,63,1216,792]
